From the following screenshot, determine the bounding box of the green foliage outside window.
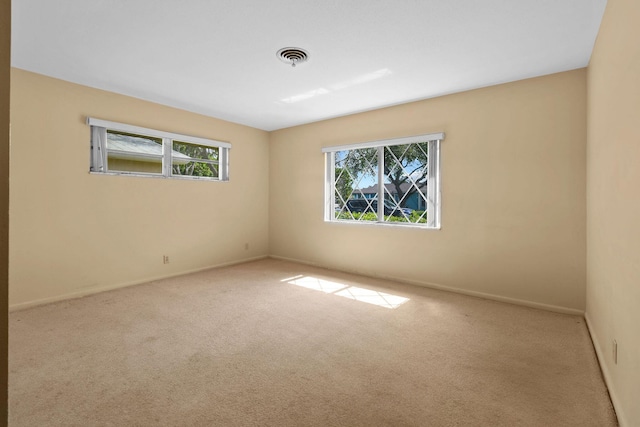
[336,210,427,223]
[172,141,219,178]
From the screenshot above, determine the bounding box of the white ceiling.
[11,0,607,131]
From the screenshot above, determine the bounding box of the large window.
[323,133,443,228]
[88,117,230,181]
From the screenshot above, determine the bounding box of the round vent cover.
[277,47,309,67]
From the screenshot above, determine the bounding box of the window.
[88,117,230,181]
[323,132,443,228]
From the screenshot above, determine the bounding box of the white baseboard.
[269,254,584,316]
[585,313,626,427]
[10,255,269,312]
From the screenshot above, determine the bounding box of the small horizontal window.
[88,117,230,181]
[323,133,443,228]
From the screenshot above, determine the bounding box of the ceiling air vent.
[277,47,309,67]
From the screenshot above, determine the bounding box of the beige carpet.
[9,259,616,426]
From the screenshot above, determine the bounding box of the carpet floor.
[9,259,617,426]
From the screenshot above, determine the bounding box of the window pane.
[382,142,429,224]
[106,131,163,174]
[172,141,219,178]
[334,148,378,222]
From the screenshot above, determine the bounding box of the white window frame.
[87,117,230,181]
[323,132,443,229]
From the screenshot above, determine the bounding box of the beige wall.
[270,70,587,313]
[586,0,640,425]
[9,69,270,308]
[1,0,10,422]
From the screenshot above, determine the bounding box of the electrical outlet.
[613,340,618,364]
[163,255,169,264]
[244,243,249,250]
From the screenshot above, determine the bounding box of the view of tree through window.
[172,141,219,178]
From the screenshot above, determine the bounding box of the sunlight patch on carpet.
[284,275,409,309]
[334,286,409,309]
[285,276,348,293]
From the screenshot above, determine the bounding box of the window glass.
[334,148,378,222]
[106,131,163,174]
[172,140,219,178]
[381,143,429,224]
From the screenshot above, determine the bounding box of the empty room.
[2,0,639,425]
